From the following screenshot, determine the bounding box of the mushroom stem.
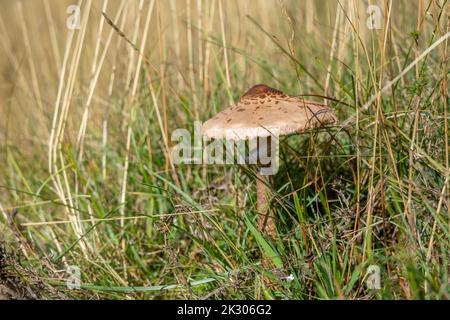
[256,172,276,239]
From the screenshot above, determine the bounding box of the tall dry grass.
[0,0,448,299]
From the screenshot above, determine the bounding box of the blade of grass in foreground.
[244,216,283,269]
[49,277,218,293]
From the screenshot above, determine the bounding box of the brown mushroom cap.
[202,84,338,140]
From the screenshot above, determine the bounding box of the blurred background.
[0,0,428,147]
[0,0,448,299]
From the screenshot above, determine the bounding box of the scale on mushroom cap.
[203,84,337,246]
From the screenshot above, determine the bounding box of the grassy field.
[0,0,449,299]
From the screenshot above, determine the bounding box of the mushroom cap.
[203,84,338,140]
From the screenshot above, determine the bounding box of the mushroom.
[202,84,337,242]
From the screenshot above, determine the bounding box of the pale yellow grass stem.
[324,4,342,104]
[21,209,219,228]
[186,0,199,119]
[43,0,62,77]
[169,0,183,89]
[203,0,216,99]
[17,2,44,112]
[218,0,232,105]
[49,0,93,257]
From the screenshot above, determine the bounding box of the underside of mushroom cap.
[202,84,338,141]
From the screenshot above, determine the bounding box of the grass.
[0,0,449,299]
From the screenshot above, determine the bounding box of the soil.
[0,244,68,300]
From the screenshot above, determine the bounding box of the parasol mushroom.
[202,84,337,241]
